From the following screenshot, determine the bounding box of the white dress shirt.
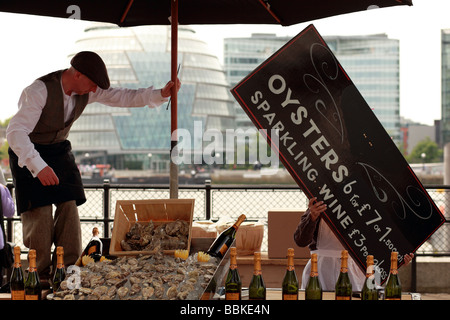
[6,78,168,177]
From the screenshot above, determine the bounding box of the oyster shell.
[51,251,219,301]
[120,220,190,252]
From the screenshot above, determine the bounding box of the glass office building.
[325,34,401,144]
[69,23,235,172]
[224,33,401,145]
[224,34,291,129]
[441,29,450,146]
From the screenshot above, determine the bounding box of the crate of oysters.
[110,199,195,256]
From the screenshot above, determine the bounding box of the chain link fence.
[4,182,449,256]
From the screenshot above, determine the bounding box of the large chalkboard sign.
[231,24,445,282]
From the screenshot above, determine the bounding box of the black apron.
[8,140,86,214]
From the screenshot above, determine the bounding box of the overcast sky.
[0,0,447,126]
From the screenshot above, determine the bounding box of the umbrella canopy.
[0,0,412,27]
[0,0,413,198]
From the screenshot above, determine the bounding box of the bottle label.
[340,267,348,273]
[283,293,298,300]
[219,244,228,257]
[385,297,401,300]
[25,294,39,300]
[11,290,25,300]
[335,296,351,300]
[253,270,262,276]
[310,271,318,277]
[88,246,98,256]
[287,265,294,271]
[28,266,37,272]
[230,263,237,270]
[225,292,240,300]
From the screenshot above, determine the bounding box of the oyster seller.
[7,51,181,288]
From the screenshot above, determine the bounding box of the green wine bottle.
[384,251,402,300]
[248,252,266,300]
[207,214,246,259]
[335,250,352,300]
[282,248,298,300]
[83,227,103,262]
[24,249,41,300]
[225,247,242,300]
[52,246,66,293]
[305,253,322,300]
[10,246,25,300]
[361,255,378,300]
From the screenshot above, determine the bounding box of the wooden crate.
[110,199,195,256]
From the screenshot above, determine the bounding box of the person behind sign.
[6,51,181,288]
[294,197,414,292]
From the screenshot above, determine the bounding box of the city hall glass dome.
[68,23,235,172]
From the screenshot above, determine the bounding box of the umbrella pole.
[170,0,179,199]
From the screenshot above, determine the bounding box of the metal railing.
[3,180,450,292]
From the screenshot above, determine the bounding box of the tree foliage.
[406,137,442,163]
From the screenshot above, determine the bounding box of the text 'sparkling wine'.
[305,253,322,300]
[207,214,246,259]
[225,247,242,300]
[335,250,352,300]
[281,248,298,300]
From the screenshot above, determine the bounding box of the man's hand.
[308,197,327,221]
[161,78,181,98]
[37,166,59,186]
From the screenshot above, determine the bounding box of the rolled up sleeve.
[293,209,319,248]
[89,86,168,108]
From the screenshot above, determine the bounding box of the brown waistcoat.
[28,70,89,144]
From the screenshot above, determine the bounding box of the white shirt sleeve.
[88,86,168,108]
[6,80,48,177]
[7,81,169,177]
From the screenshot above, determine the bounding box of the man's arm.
[88,79,181,108]
[6,80,58,185]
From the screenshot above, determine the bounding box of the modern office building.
[441,29,450,147]
[224,33,401,145]
[224,33,291,129]
[69,23,235,173]
[325,34,401,144]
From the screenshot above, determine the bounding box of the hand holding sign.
[231,24,444,282]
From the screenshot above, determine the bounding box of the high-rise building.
[224,33,401,144]
[441,29,450,147]
[69,23,235,172]
[325,34,400,144]
[224,33,291,129]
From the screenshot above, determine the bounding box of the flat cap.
[70,51,110,89]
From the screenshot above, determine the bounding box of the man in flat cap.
[6,51,181,288]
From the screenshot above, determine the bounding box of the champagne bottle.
[24,249,41,300]
[207,214,246,259]
[52,246,66,293]
[335,250,352,300]
[10,246,25,300]
[225,247,242,300]
[248,252,266,300]
[384,251,402,300]
[282,248,298,300]
[305,253,322,300]
[83,227,103,262]
[361,255,378,300]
